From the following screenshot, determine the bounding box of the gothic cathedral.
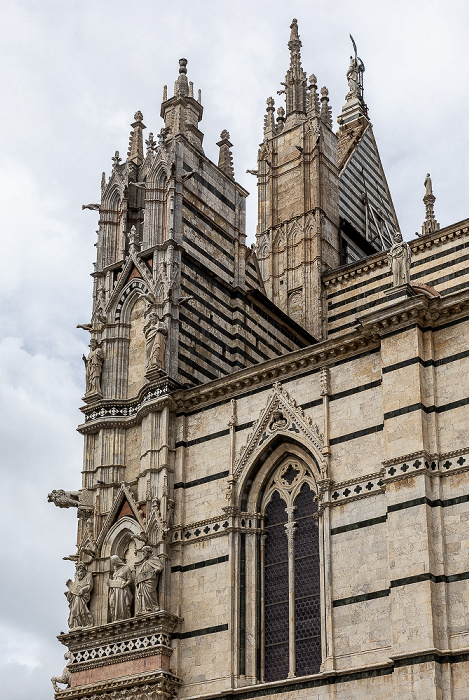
[49,19,469,700]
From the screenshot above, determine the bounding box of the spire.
[279,19,308,127]
[338,35,368,126]
[217,130,235,180]
[174,58,189,97]
[160,58,204,152]
[420,173,440,236]
[127,111,146,165]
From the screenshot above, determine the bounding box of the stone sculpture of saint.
[145,310,168,372]
[83,339,104,395]
[135,546,165,614]
[424,173,433,197]
[65,563,94,629]
[387,232,411,287]
[107,555,133,621]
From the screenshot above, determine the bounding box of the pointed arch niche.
[237,441,325,683]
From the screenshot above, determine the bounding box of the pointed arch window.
[262,458,321,680]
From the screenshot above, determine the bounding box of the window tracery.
[261,457,321,680]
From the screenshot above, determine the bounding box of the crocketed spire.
[160,58,204,152]
[279,19,308,127]
[217,130,235,180]
[127,111,146,166]
[420,173,440,236]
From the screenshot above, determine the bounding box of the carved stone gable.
[233,382,324,481]
[96,483,146,550]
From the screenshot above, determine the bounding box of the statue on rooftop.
[388,232,411,287]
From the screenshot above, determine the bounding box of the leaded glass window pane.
[294,483,321,676]
[264,490,289,681]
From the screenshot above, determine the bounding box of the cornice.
[77,287,469,426]
[323,218,469,288]
[54,670,181,699]
[58,610,181,650]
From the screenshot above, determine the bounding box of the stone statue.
[65,562,94,629]
[269,409,288,430]
[48,489,80,508]
[51,652,71,692]
[424,173,433,197]
[135,546,165,614]
[346,58,359,96]
[83,339,104,395]
[388,232,411,287]
[145,310,168,372]
[107,555,133,621]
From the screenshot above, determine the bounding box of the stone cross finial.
[217,130,235,180]
[420,173,440,236]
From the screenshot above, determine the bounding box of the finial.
[127,111,146,165]
[320,86,332,127]
[163,85,168,102]
[307,74,320,115]
[145,132,157,152]
[101,172,106,191]
[276,106,285,132]
[112,151,122,167]
[158,127,168,147]
[281,19,307,124]
[217,130,235,180]
[264,97,276,137]
[419,173,440,236]
[174,58,189,97]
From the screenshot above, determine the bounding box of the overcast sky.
[1,1,468,698]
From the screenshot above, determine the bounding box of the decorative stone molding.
[232,382,324,482]
[326,470,386,506]
[79,381,179,432]
[53,670,180,699]
[59,610,180,652]
[69,631,172,668]
[323,219,469,289]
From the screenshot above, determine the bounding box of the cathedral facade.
[49,19,469,700]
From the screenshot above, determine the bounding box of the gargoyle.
[48,490,80,509]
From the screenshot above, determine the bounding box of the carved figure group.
[83,339,104,395]
[388,232,411,287]
[65,563,94,629]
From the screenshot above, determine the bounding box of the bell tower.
[255,19,340,340]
